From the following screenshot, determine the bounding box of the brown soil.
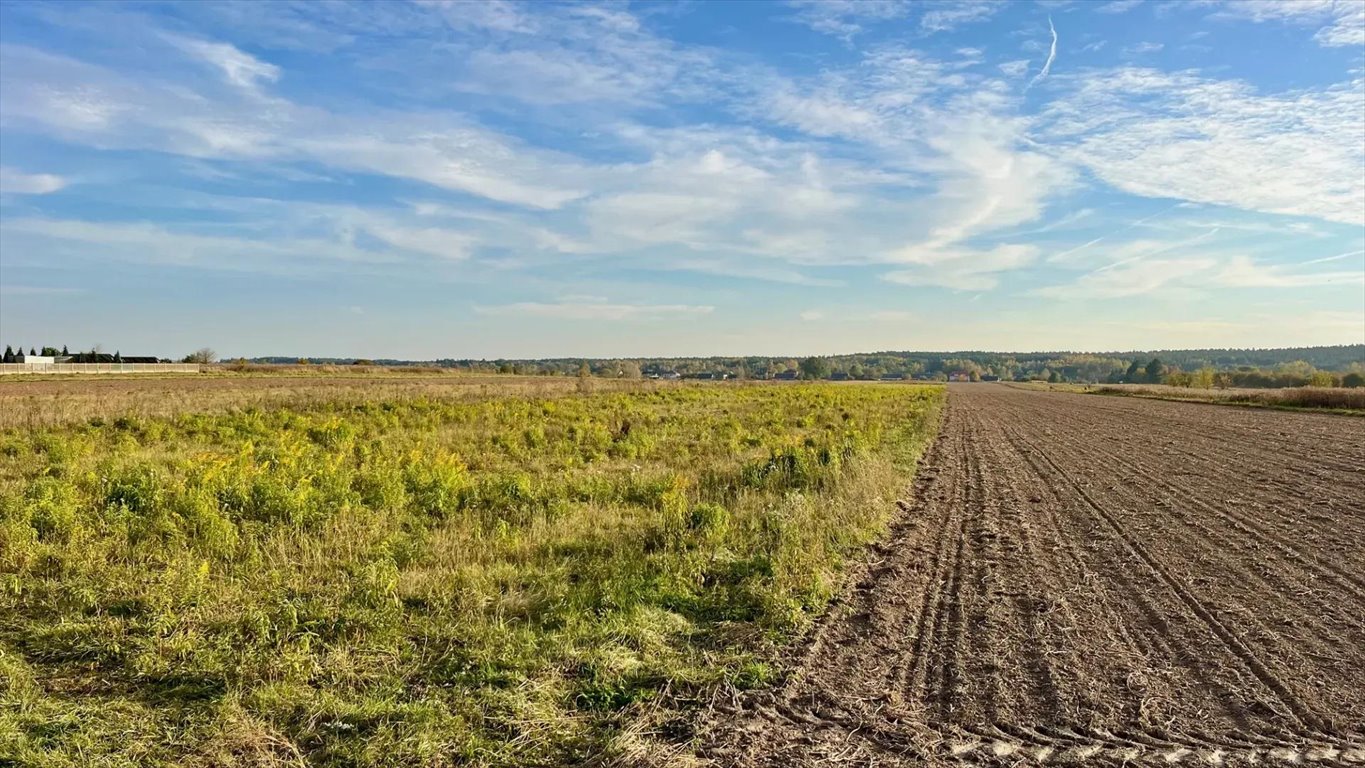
[697,384,1365,766]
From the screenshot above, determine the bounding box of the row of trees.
[3,345,83,363]
[1160,365,1364,389]
[235,346,1364,386]
[3,344,218,364]
[3,344,71,362]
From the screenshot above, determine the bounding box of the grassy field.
[0,380,942,767]
[0,373,641,431]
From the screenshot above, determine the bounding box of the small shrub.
[688,503,729,539]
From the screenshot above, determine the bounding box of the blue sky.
[1,0,1362,359]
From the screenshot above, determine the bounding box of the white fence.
[0,363,201,375]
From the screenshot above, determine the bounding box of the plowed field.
[701,384,1365,766]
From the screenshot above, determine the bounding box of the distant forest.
[246,344,1365,386]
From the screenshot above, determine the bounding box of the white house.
[14,354,55,364]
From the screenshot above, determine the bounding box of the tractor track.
[695,385,1365,767]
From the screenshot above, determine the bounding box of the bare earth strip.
[697,384,1365,766]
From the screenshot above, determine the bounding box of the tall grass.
[0,374,650,431]
[1093,384,1365,412]
[0,383,942,766]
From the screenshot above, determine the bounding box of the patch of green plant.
[0,383,942,766]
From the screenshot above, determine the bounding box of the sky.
[1,0,1363,360]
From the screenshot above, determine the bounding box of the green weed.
[0,382,942,766]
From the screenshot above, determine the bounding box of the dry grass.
[1093,384,1365,412]
[0,373,652,430]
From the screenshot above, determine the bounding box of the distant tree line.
[237,345,1364,387]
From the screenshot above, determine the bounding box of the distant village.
[3,346,163,365]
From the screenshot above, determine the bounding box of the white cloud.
[292,132,587,210]
[800,310,826,321]
[882,244,1040,290]
[1035,256,1217,298]
[585,191,746,248]
[918,129,1075,249]
[1096,0,1143,13]
[0,45,590,209]
[351,219,473,261]
[1211,0,1365,48]
[1040,68,1365,225]
[0,167,67,194]
[920,1,1002,33]
[425,0,533,33]
[0,217,357,273]
[660,258,843,287]
[168,36,280,90]
[0,211,473,274]
[762,87,880,139]
[474,301,714,320]
[1034,237,1364,299]
[999,60,1030,78]
[454,28,708,106]
[1216,255,1365,288]
[1123,41,1165,54]
[786,0,910,39]
[1051,225,1218,269]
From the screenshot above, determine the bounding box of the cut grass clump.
[0,382,942,766]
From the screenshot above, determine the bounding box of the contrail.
[1047,202,1182,264]
[1091,227,1219,275]
[1302,249,1364,266]
[1025,16,1057,92]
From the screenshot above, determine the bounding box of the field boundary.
[999,381,1365,416]
[1089,386,1365,416]
[0,362,201,375]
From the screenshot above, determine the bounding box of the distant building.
[948,371,972,382]
[53,353,160,364]
[981,375,1000,382]
[15,354,55,364]
[830,371,850,381]
[774,370,799,380]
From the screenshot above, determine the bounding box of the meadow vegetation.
[0,374,650,431]
[0,381,942,766]
[1093,384,1365,413]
